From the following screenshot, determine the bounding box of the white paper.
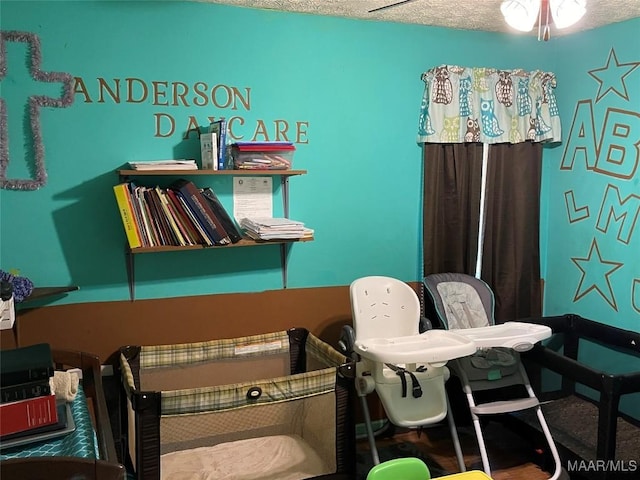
[233,177,273,221]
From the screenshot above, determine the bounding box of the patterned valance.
[417,65,561,144]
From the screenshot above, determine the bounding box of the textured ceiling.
[199,0,640,37]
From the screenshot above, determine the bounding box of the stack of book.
[0,343,57,439]
[231,142,295,170]
[240,217,311,240]
[113,179,243,249]
[128,159,198,171]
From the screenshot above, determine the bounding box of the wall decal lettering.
[559,48,639,313]
[73,76,310,144]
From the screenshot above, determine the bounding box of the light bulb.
[501,0,541,32]
[549,0,587,29]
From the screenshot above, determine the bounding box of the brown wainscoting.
[0,285,358,363]
[0,282,423,362]
[0,282,422,423]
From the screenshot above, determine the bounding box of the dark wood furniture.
[519,314,640,479]
[0,349,125,480]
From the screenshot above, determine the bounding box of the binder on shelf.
[200,187,243,244]
[144,188,171,246]
[167,189,213,246]
[114,183,142,249]
[132,184,156,247]
[170,179,231,246]
[0,343,54,386]
[137,187,161,247]
[127,182,150,248]
[161,189,199,246]
[155,187,189,246]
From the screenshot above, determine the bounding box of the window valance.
[417,65,561,144]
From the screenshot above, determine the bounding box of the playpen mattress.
[120,329,356,480]
[160,434,330,480]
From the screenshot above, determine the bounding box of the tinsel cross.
[0,31,74,190]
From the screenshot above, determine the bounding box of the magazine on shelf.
[128,160,198,171]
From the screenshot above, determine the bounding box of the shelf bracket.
[280,243,288,289]
[282,176,290,218]
[125,246,135,301]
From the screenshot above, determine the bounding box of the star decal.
[588,49,640,103]
[571,239,623,311]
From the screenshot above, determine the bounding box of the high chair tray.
[454,321,552,351]
[354,329,476,365]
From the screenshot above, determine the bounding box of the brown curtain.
[422,143,484,275]
[422,142,542,323]
[482,142,542,321]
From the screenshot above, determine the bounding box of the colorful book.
[161,189,197,246]
[1,378,51,404]
[127,182,150,248]
[155,187,188,246]
[172,191,215,246]
[170,179,231,246]
[113,183,142,249]
[140,188,165,246]
[210,118,228,170]
[200,187,243,244]
[232,142,295,151]
[133,185,156,247]
[147,188,177,246]
[0,343,54,386]
[0,393,58,437]
[166,189,212,246]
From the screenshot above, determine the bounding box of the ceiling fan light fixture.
[500,0,540,32]
[549,0,587,29]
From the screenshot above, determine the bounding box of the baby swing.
[341,276,477,470]
[423,272,563,480]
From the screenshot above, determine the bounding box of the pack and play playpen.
[119,328,356,480]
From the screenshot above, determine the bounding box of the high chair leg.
[446,395,467,472]
[471,413,492,477]
[360,394,380,465]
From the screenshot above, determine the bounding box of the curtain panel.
[417,65,561,145]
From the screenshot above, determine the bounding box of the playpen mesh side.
[120,329,354,478]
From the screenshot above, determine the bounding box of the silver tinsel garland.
[0,31,74,190]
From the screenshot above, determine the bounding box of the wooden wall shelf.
[24,286,79,302]
[117,169,307,177]
[128,237,313,254]
[115,168,311,301]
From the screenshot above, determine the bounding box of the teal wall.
[543,20,639,330]
[541,20,640,417]
[1,0,638,419]
[0,0,549,303]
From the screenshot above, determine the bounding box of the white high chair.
[346,276,477,469]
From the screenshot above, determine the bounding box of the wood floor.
[357,419,553,479]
